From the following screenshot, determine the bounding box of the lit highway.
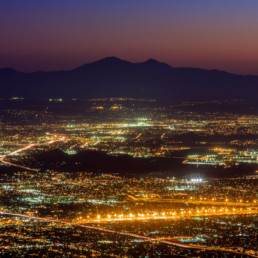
[0,137,66,171]
[76,208,257,224]
[0,210,256,257]
[0,211,198,249]
[128,196,255,207]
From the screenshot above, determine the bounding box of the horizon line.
[0,56,255,77]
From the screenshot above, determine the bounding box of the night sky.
[1,0,258,74]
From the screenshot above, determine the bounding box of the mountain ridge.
[0,57,257,102]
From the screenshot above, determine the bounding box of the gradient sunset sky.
[1,0,258,74]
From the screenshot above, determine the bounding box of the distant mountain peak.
[74,56,132,71]
[97,56,128,63]
[144,58,160,64]
[141,58,173,69]
[93,56,132,65]
[74,57,174,71]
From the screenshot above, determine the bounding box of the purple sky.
[1,0,258,74]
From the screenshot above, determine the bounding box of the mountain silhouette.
[0,57,257,102]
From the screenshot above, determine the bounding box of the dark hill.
[32,149,256,178]
[0,57,257,102]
